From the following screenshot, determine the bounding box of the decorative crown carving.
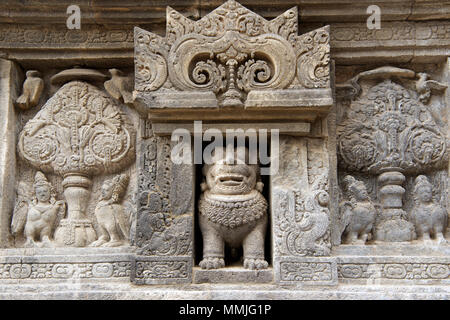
[134,0,330,110]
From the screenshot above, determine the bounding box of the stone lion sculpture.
[90,173,130,247]
[198,147,268,270]
[11,171,66,247]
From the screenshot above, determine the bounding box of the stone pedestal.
[54,174,96,247]
[374,171,415,242]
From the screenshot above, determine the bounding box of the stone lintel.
[151,122,311,136]
[245,88,333,109]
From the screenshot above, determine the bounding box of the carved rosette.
[134,0,330,107]
[18,81,136,247]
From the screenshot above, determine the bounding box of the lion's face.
[203,149,258,196]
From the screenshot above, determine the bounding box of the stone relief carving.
[275,189,331,257]
[0,262,131,279]
[411,175,448,244]
[337,66,448,242]
[198,147,268,270]
[339,175,377,244]
[273,137,331,257]
[17,79,136,247]
[415,73,447,104]
[134,0,330,107]
[280,261,334,282]
[90,173,131,247]
[104,69,133,104]
[15,70,44,110]
[11,171,66,247]
[135,132,193,257]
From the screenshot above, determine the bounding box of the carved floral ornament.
[134,0,330,107]
[336,67,447,175]
[18,81,135,176]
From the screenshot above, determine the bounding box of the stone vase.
[54,174,96,247]
[374,170,415,242]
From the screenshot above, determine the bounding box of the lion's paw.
[244,258,268,270]
[199,257,225,269]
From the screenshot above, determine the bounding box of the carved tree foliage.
[337,79,447,174]
[18,81,136,176]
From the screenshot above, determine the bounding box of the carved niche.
[17,79,136,247]
[132,0,333,285]
[337,66,448,243]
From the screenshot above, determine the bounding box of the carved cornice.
[0,0,448,25]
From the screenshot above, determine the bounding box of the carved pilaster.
[131,120,194,284]
[0,59,21,247]
[272,136,336,284]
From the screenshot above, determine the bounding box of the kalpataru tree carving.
[17,80,136,247]
[11,171,66,247]
[337,66,448,242]
[90,173,131,247]
[198,147,268,270]
[134,0,330,109]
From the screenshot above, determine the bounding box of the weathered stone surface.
[134,1,332,122]
[198,147,269,270]
[132,122,194,284]
[193,267,273,284]
[272,136,333,284]
[0,59,21,248]
[337,66,448,244]
[0,0,449,301]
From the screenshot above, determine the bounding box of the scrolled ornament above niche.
[133,0,332,122]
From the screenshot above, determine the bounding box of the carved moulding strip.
[134,0,331,122]
[0,251,132,280]
[337,256,450,284]
[275,257,338,286]
[131,256,193,285]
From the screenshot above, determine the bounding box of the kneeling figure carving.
[90,174,131,247]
